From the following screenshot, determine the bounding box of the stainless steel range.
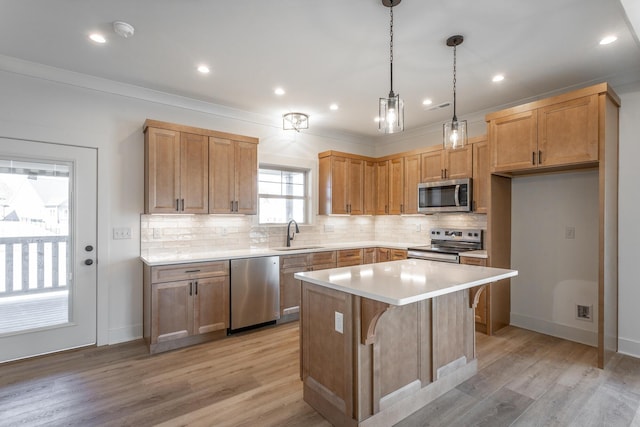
[407,228,483,263]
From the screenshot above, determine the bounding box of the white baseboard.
[618,337,640,359]
[510,313,597,347]
[108,324,143,345]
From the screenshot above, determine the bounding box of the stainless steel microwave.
[417,178,472,213]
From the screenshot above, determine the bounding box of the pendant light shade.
[443,35,467,149]
[379,0,404,134]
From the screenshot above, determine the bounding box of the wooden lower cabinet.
[460,256,489,333]
[337,248,363,267]
[143,261,229,353]
[376,247,407,262]
[363,247,376,264]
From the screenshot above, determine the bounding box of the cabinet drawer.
[390,249,407,260]
[309,251,336,266]
[337,248,363,267]
[460,257,487,267]
[280,254,309,269]
[151,261,229,283]
[309,262,337,272]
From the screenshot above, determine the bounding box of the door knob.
[84,259,94,266]
[85,245,94,252]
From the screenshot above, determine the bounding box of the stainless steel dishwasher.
[230,256,280,331]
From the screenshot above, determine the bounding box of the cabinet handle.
[181,199,185,211]
[385,205,388,214]
[184,269,201,273]
[194,281,198,295]
[176,199,180,211]
[538,150,542,165]
[441,169,444,179]
[400,204,404,214]
[532,151,536,165]
[235,201,239,212]
[189,282,193,296]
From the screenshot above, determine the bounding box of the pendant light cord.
[389,2,394,96]
[452,42,457,122]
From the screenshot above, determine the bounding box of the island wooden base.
[301,281,477,426]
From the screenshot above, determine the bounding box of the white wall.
[618,86,640,357]
[510,171,599,345]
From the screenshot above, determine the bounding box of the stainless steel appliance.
[407,228,482,263]
[418,178,472,213]
[230,256,280,331]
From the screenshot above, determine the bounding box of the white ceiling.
[1,0,639,138]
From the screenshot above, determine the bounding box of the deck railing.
[0,236,68,297]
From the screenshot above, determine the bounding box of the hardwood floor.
[1,322,639,426]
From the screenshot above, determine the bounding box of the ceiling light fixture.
[443,35,467,150]
[378,0,404,134]
[274,87,285,96]
[422,99,433,106]
[492,74,505,82]
[330,104,339,111]
[113,21,135,38]
[283,112,309,132]
[197,65,210,74]
[599,35,617,45]
[89,33,106,44]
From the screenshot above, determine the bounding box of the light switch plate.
[113,227,132,240]
[335,311,343,334]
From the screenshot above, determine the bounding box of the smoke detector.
[113,21,135,38]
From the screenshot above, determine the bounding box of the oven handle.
[454,184,461,207]
[407,251,460,263]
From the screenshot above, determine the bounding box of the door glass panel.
[0,158,71,335]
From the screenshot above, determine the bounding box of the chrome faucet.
[286,219,299,247]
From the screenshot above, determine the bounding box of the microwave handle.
[454,184,461,206]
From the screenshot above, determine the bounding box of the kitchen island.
[295,259,517,427]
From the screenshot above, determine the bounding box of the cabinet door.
[363,247,376,264]
[390,249,407,260]
[234,141,258,214]
[403,154,421,214]
[151,280,192,344]
[337,249,363,267]
[490,110,537,173]
[376,247,391,263]
[194,276,229,335]
[538,94,599,167]
[388,157,404,214]
[145,127,181,213]
[445,145,473,179]
[363,160,376,215]
[472,139,489,213]
[375,160,389,215]
[348,158,364,215]
[331,156,349,214]
[421,150,444,182]
[180,133,209,214]
[209,137,235,214]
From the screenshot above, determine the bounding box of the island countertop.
[294,259,518,306]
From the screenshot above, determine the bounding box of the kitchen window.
[258,166,309,224]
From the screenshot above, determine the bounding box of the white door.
[0,138,97,363]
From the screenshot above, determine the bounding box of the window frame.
[258,165,311,225]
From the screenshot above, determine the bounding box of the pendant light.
[443,35,467,149]
[379,0,404,134]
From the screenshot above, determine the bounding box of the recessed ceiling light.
[329,104,339,111]
[197,65,210,74]
[422,99,433,106]
[600,35,617,45]
[89,33,106,44]
[492,74,505,82]
[274,87,285,96]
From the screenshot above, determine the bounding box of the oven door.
[407,250,460,263]
[418,178,472,213]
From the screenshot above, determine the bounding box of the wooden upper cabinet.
[144,127,208,214]
[388,157,404,215]
[489,110,538,173]
[375,160,389,215]
[472,137,489,213]
[318,153,365,215]
[488,91,600,174]
[363,160,376,215]
[421,146,472,182]
[403,154,421,214]
[538,94,598,167]
[209,137,258,214]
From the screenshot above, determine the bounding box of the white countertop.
[294,259,517,306]
[459,250,488,259]
[140,241,414,266]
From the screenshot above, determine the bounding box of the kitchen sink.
[272,246,324,251]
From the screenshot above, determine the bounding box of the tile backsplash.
[140,213,487,258]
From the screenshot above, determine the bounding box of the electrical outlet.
[335,311,343,334]
[221,227,227,236]
[565,226,575,239]
[416,224,421,232]
[153,228,161,239]
[324,224,335,232]
[113,227,132,240]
